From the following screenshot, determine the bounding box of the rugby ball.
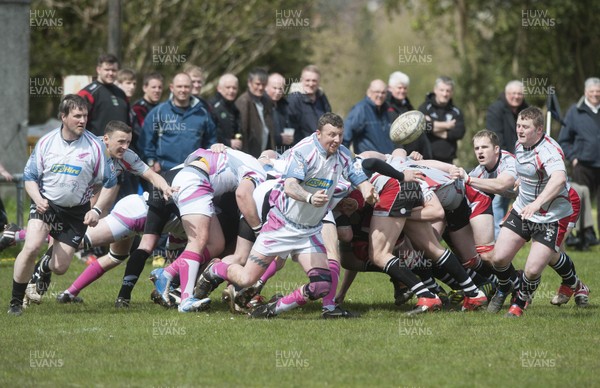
[390,110,426,145]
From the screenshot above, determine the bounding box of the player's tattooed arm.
[249,254,271,269]
[284,178,312,203]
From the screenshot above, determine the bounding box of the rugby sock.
[363,260,383,272]
[212,261,230,280]
[463,255,495,279]
[164,259,180,278]
[30,248,53,285]
[550,252,578,288]
[68,260,106,296]
[15,229,27,243]
[431,266,460,289]
[40,249,52,273]
[492,263,514,293]
[435,249,478,297]
[421,276,444,294]
[117,249,150,300]
[322,259,340,309]
[511,269,521,290]
[384,257,435,298]
[177,251,201,301]
[465,269,491,288]
[275,287,307,314]
[515,274,540,309]
[11,280,27,305]
[259,260,279,283]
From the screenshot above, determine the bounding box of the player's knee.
[108,250,129,265]
[52,262,69,275]
[305,268,331,300]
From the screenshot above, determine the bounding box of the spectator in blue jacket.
[558,77,600,244]
[140,73,216,173]
[287,65,332,144]
[343,79,394,154]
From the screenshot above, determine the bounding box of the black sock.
[117,249,151,300]
[466,269,490,288]
[384,257,434,298]
[40,250,52,273]
[493,263,514,293]
[363,260,383,272]
[11,280,28,305]
[550,252,578,288]
[431,266,459,289]
[31,248,53,284]
[515,274,540,308]
[470,258,495,280]
[435,250,478,297]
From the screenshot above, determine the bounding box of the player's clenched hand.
[310,189,329,207]
[84,210,100,227]
[35,198,49,214]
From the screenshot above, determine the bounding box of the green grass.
[1,199,599,387]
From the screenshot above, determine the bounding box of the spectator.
[115,68,137,99]
[265,72,294,153]
[343,79,394,154]
[487,80,529,154]
[78,54,130,137]
[558,77,600,246]
[287,65,332,144]
[131,72,164,155]
[209,73,242,150]
[235,68,276,158]
[139,73,216,173]
[387,71,431,159]
[183,64,211,111]
[486,80,529,238]
[418,76,465,163]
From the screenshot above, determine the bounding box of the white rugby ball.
[390,110,426,145]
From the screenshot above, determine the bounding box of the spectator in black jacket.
[487,80,528,154]
[486,80,528,237]
[78,54,130,137]
[287,65,331,144]
[266,73,294,153]
[387,71,431,159]
[210,73,242,150]
[418,76,465,163]
[558,77,600,246]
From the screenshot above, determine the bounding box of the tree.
[29,0,317,123]
[385,0,600,166]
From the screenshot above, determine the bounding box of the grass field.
[1,200,599,387]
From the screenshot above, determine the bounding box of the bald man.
[266,73,294,151]
[210,73,242,149]
[139,72,217,172]
[343,79,395,154]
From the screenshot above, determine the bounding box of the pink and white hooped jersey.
[183,148,266,197]
[267,134,368,228]
[512,135,572,223]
